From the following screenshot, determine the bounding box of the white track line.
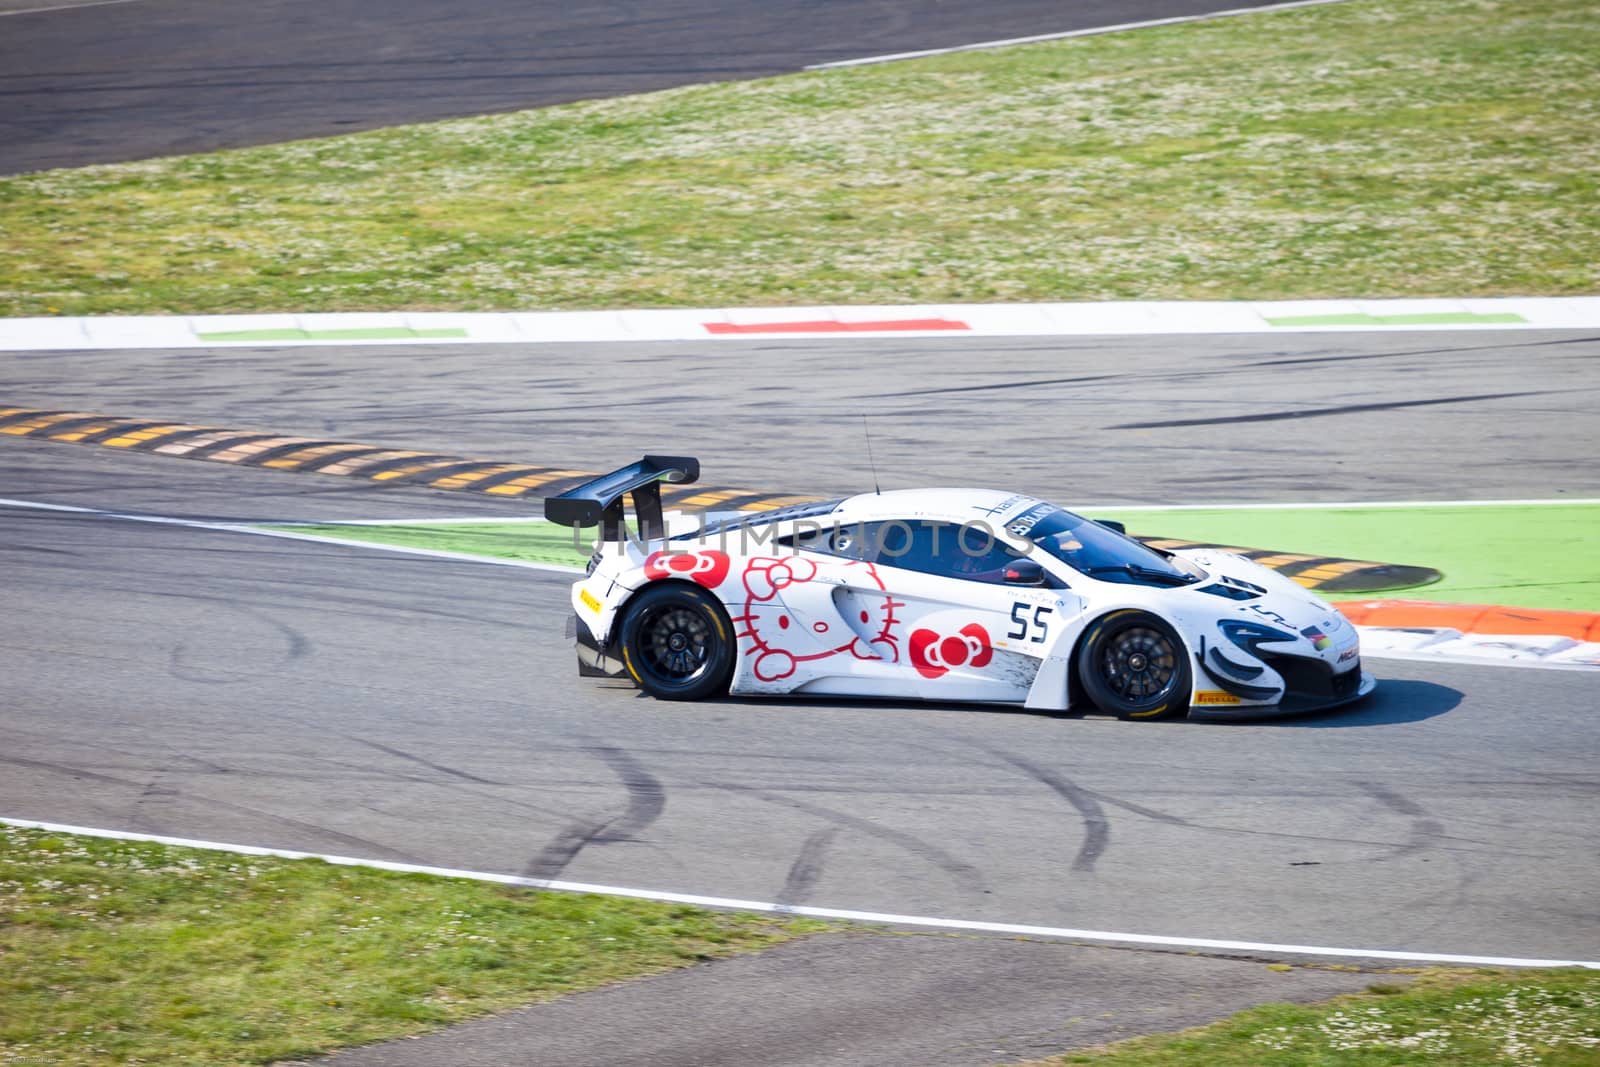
[257,514,548,526]
[805,0,1354,70]
[0,496,583,575]
[3,817,1592,969]
[0,0,148,16]
[1077,497,1600,512]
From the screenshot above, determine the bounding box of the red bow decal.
[909,623,994,680]
[643,550,731,589]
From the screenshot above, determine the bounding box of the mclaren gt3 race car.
[548,457,1375,721]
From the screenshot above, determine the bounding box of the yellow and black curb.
[1137,538,1437,595]
[0,405,1437,594]
[0,405,829,509]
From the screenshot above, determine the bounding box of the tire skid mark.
[989,749,1110,873]
[588,745,667,844]
[190,798,425,864]
[164,605,311,684]
[776,827,840,908]
[522,744,666,880]
[0,752,147,790]
[524,817,618,881]
[1248,333,1600,368]
[0,753,422,862]
[347,737,501,786]
[736,787,990,898]
[276,750,571,821]
[1086,784,1513,856]
[1111,389,1558,430]
[131,769,183,835]
[1358,780,1447,861]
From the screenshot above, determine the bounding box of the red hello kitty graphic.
[734,556,901,682]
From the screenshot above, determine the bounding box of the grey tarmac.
[314,933,1379,1067]
[2,504,1595,961]
[1,0,1302,174]
[5,330,1598,509]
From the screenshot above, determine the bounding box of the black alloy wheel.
[619,583,736,701]
[1076,610,1191,720]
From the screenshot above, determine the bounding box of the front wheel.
[618,582,736,701]
[1076,610,1191,720]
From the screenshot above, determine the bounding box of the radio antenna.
[862,414,882,495]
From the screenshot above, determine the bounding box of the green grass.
[277,499,1600,612]
[0,825,820,1066]
[2,0,1597,317]
[1091,502,1600,612]
[275,519,591,569]
[1032,968,1600,1066]
[5,827,1597,1067]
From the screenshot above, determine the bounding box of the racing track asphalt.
[3,330,1598,1064]
[4,329,1597,508]
[0,0,1304,175]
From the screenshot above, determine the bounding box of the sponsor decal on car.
[579,587,602,613]
[1195,690,1243,705]
[1300,625,1333,651]
[1004,502,1056,538]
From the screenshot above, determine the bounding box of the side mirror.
[1095,519,1126,535]
[1003,559,1047,586]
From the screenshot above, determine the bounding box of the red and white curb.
[2,817,1593,969]
[1341,600,1600,670]
[4,296,1600,350]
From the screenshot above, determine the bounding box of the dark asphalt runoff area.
[3,330,1599,1064]
[3,0,1302,174]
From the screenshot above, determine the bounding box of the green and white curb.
[3,296,1598,350]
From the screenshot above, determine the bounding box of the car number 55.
[1009,601,1054,644]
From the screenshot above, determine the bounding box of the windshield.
[1006,503,1197,586]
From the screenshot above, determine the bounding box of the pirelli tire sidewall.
[618,581,737,701]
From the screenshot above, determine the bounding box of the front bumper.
[1188,657,1376,721]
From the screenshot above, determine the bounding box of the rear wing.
[544,455,700,542]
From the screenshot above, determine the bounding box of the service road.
[2,0,1308,174]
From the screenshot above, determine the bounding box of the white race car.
[548,457,1375,720]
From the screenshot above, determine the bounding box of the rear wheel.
[619,582,735,701]
[1076,610,1190,720]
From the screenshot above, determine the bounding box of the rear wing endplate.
[544,455,700,542]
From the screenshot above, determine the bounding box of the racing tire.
[1076,610,1191,721]
[618,582,736,701]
